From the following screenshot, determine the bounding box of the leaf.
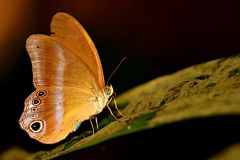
[2,55,240,160]
[209,143,240,160]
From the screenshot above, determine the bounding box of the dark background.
[0,0,240,159]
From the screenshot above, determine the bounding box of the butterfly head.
[104,85,114,99]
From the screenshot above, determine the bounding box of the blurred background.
[0,0,240,159]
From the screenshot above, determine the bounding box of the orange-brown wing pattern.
[19,12,110,144]
[26,34,98,91]
[50,12,105,88]
[19,87,105,144]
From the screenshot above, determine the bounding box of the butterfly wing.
[19,13,109,144]
[20,86,105,144]
[50,12,105,88]
[26,34,98,90]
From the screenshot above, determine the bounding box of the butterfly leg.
[95,117,99,131]
[113,98,124,116]
[106,103,119,121]
[89,118,95,134]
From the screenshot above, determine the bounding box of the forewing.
[50,12,105,88]
[26,34,98,90]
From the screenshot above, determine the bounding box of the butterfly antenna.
[107,57,127,86]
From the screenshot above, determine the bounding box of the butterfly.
[19,12,120,144]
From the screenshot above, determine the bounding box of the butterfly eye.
[32,98,41,106]
[29,120,43,133]
[37,90,47,97]
[104,86,113,96]
[31,107,38,112]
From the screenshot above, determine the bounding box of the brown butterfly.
[19,12,119,144]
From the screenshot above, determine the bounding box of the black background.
[0,0,240,159]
